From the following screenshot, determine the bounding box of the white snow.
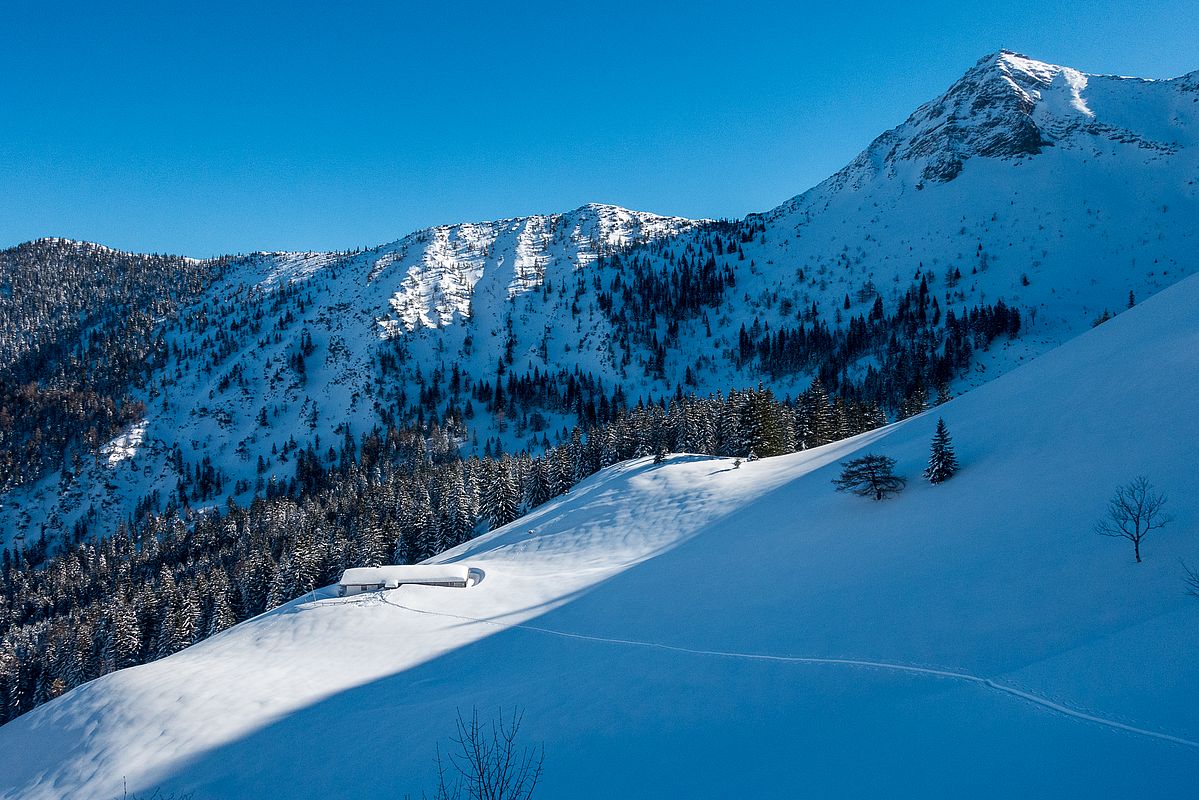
[4,266,1199,798]
[99,420,147,466]
[377,204,702,332]
[338,564,478,589]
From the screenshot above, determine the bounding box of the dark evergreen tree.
[441,467,479,544]
[205,572,237,637]
[799,379,835,449]
[481,460,520,530]
[833,454,905,500]
[923,418,959,484]
[899,383,930,419]
[741,386,794,458]
[108,600,141,670]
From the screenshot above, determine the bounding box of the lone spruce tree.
[833,454,905,500]
[923,418,959,484]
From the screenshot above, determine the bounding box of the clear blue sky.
[2,0,1195,256]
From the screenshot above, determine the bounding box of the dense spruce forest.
[0,240,227,491]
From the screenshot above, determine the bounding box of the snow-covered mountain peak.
[3,52,1196,556]
[770,50,1196,218]
[865,49,1088,184]
[990,49,1074,85]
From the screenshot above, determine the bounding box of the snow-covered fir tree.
[923,418,959,484]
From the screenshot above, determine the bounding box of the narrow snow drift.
[4,270,1199,799]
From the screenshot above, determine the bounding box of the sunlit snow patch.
[100,420,147,466]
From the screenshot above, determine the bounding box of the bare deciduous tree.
[1094,476,1170,563]
[1182,561,1199,600]
[429,707,544,800]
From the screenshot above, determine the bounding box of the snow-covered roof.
[338,564,473,586]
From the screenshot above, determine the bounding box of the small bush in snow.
[429,707,543,800]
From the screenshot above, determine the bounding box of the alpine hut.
[337,564,479,596]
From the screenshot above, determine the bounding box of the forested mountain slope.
[3,228,1197,800]
[0,50,1196,732]
[2,51,1195,550]
[0,239,225,494]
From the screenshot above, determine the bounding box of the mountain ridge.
[14,54,1196,261]
[770,49,1197,217]
[2,49,1196,547]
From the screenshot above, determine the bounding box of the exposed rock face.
[906,51,1057,182]
[776,49,1195,205]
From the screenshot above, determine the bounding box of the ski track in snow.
[378,596,1199,751]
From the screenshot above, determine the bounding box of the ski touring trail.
[376,594,1199,751]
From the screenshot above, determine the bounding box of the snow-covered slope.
[5,260,1198,798]
[3,51,1197,552]
[0,204,701,545]
[759,50,1198,351]
[778,50,1192,191]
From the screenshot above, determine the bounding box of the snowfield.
[3,261,1198,797]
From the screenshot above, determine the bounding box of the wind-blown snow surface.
[5,266,1199,797]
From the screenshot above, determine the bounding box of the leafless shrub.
[1182,560,1199,600]
[428,707,544,800]
[1094,476,1171,563]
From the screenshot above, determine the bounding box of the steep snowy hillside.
[4,264,1198,798]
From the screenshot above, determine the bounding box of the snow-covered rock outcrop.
[369,203,701,332]
[772,49,1196,202]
